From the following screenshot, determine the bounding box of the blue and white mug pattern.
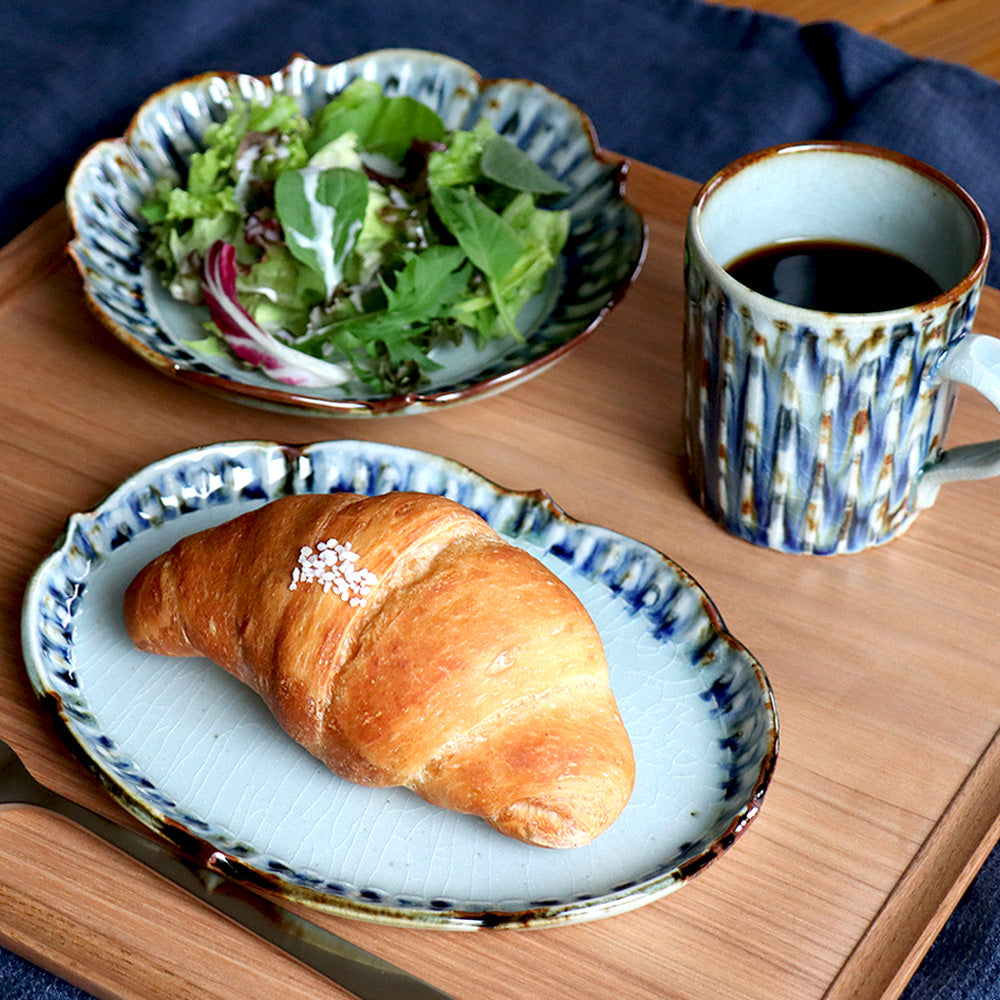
[683,143,1000,555]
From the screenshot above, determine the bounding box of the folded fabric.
[3,0,1000,284]
[3,1,1000,998]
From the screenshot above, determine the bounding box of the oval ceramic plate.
[22,440,777,928]
[65,50,646,417]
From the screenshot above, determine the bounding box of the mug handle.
[915,333,1000,508]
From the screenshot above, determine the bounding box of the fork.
[0,737,458,1000]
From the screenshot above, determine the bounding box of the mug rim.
[689,140,991,321]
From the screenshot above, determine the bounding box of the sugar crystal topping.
[289,537,378,606]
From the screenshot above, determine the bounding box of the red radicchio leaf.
[201,241,350,388]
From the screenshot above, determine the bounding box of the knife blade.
[6,753,458,1000]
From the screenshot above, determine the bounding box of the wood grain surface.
[1,156,999,1000]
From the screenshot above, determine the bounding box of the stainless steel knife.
[0,737,457,1000]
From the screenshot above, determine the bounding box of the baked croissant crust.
[123,491,635,848]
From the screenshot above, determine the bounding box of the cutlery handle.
[23,790,458,1000]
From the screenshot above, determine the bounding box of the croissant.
[123,491,635,848]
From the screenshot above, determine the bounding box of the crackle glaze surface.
[22,440,777,928]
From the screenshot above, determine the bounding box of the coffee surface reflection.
[726,239,943,313]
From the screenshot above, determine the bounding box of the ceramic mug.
[683,141,1000,555]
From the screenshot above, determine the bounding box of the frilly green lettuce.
[142,79,570,394]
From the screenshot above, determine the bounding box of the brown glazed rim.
[66,51,646,418]
[690,140,991,316]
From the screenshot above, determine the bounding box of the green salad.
[140,79,571,394]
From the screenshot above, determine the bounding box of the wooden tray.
[2,160,1000,1000]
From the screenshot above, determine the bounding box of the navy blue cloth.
[4,0,1000,280]
[3,0,1000,996]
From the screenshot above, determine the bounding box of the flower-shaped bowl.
[66,50,646,416]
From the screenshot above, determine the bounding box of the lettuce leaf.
[201,240,350,387]
[273,166,370,300]
[142,81,572,394]
[296,245,471,390]
[479,132,569,196]
[429,185,524,283]
[307,77,446,160]
[238,243,326,334]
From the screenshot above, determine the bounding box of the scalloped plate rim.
[65,50,648,417]
[21,440,778,929]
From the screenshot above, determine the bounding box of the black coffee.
[726,240,943,313]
